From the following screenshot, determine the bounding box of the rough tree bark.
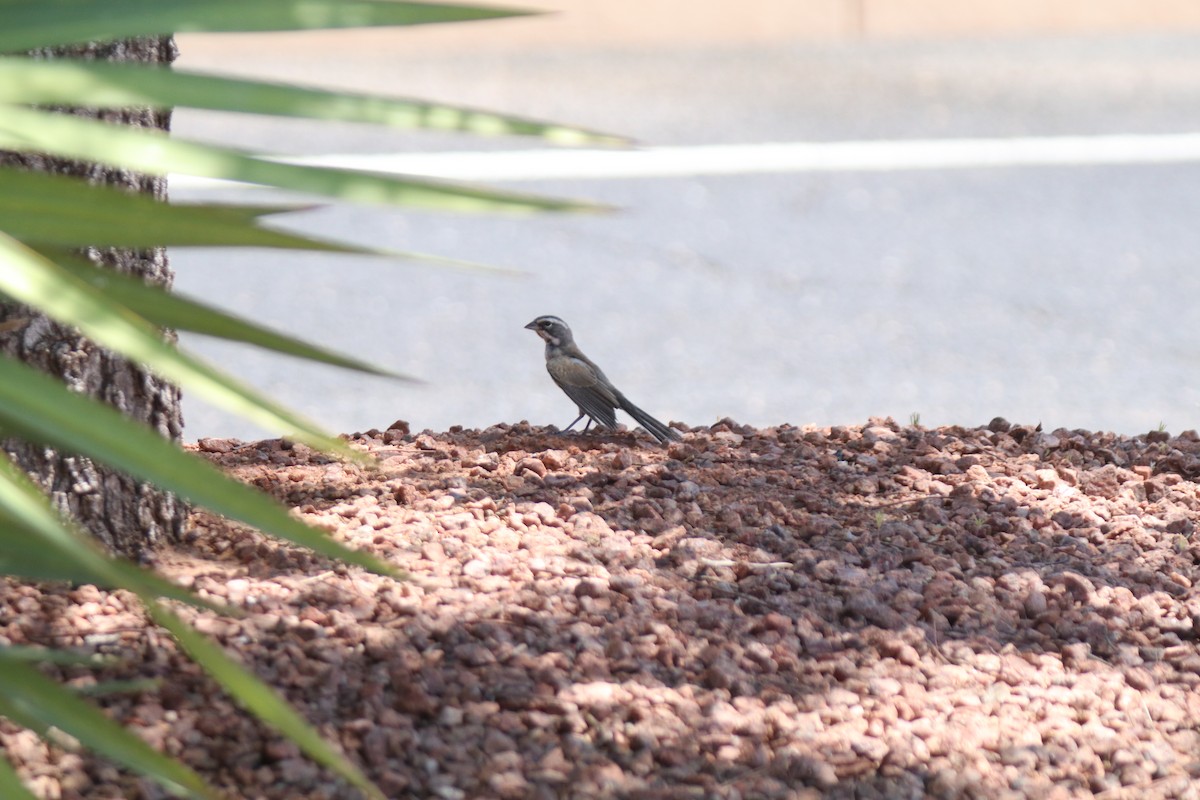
[0,37,186,559]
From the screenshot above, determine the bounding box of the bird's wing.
[548,356,618,428]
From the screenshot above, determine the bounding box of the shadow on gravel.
[10,421,1193,798]
[239,420,1196,797]
[469,419,1199,665]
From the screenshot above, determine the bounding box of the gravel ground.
[3,417,1200,799]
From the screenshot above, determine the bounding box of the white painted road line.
[170,132,1200,189]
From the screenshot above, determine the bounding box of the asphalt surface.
[170,33,1200,440]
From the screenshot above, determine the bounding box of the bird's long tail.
[617,396,681,444]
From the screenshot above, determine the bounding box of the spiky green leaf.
[0,0,535,52]
[0,104,602,212]
[0,57,625,146]
[0,233,364,457]
[0,354,400,578]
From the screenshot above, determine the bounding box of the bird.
[524,315,682,444]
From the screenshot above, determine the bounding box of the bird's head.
[524,315,573,347]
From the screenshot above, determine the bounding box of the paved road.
[170,33,1200,440]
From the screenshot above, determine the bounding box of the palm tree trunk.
[0,36,186,558]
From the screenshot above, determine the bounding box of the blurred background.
[171,0,1200,440]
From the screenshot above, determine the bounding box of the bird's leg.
[560,412,587,433]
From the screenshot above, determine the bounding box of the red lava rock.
[487,770,528,799]
[516,457,548,478]
[1023,589,1049,617]
[538,450,569,470]
[6,420,1198,799]
[574,577,609,598]
[1123,667,1156,691]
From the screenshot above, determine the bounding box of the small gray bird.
[525,315,681,444]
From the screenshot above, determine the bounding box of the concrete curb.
[179,0,1200,60]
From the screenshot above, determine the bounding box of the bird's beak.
[523,320,538,331]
